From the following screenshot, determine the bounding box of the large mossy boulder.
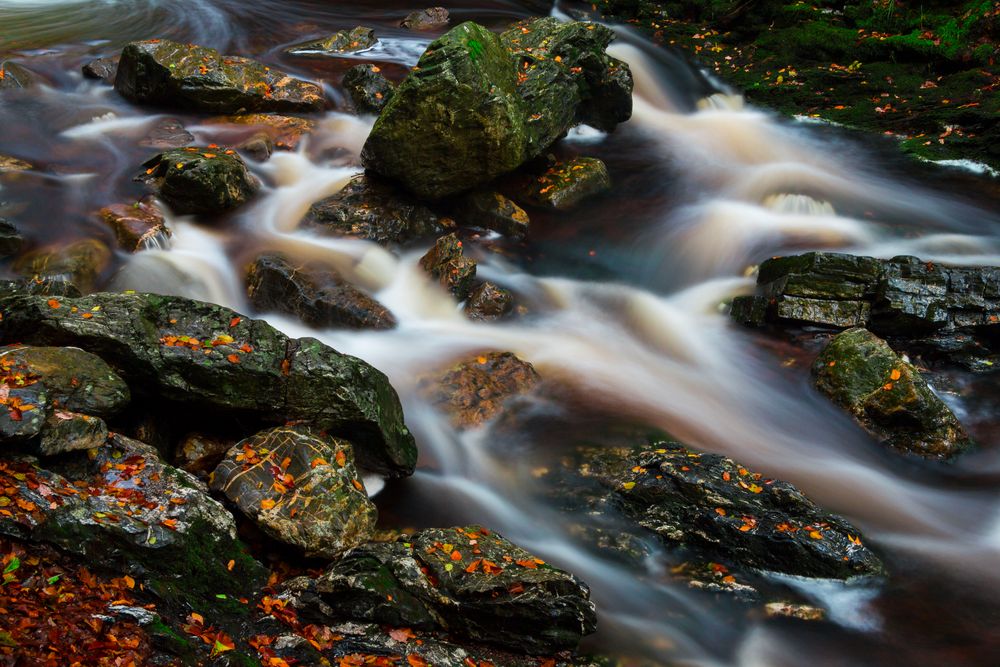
[0,435,266,615]
[284,525,596,654]
[211,426,377,559]
[812,328,971,459]
[246,253,396,330]
[114,39,324,113]
[0,288,416,477]
[361,19,631,199]
[136,147,259,215]
[574,441,884,580]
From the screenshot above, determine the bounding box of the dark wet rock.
[731,252,1000,364]
[38,411,108,456]
[13,239,111,294]
[465,281,514,321]
[668,561,761,602]
[0,355,48,443]
[115,39,324,113]
[401,7,450,30]
[342,64,395,115]
[206,114,316,151]
[247,253,396,330]
[0,277,80,298]
[0,61,36,90]
[457,190,529,239]
[176,432,233,479]
[138,118,194,149]
[285,525,596,654]
[237,132,274,161]
[0,346,129,417]
[211,425,377,559]
[362,20,631,199]
[576,441,884,580]
[82,56,119,83]
[419,351,539,428]
[0,434,267,615]
[519,157,611,210]
[0,289,416,477]
[302,173,453,245]
[99,199,170,252]
[0,218,24,257]
[136,147,259,215]
[813,327,971,459]
[0,155,33,172]
[419,233,477,298]
[764,601,826,621]
[285,27,378,56]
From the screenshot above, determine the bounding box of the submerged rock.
[246,253,396,330]
[14,239,111,294]
[205,113,316,151]
[0,289,417,477]
[211,425,376,559]
[285,27,377,56]
[813,328,971,459]
[138,118,194,149]
[401,7,450,30]
[82,56,119,83]
[0,155,33,172]
[419,233,477,298]
[302,174,453,245]
[0,61,36,90]
[342,64,394,114]
[136,147,259,215]
[464,281,514,320]
[0,435,266,614]
[519,157,611,210]
[115,39,324,113]
[99,199,170,252]
[0,218,24,257]
[457,190,530,239]
[285,525,597,654]
[576,442,884,580]
[419,351,539,428]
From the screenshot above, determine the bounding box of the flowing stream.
[2,1,1000,665]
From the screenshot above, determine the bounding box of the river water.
[2,1,999,665]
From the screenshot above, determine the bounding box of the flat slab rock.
[283,525,596,654]
[114,39,324,113]
[0,287,416,477]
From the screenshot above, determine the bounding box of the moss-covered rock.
[246,253,396,330]
[285,27,377,57]
[285,525,597,654]
[0,289,417,477]
[211,425,377,559]
[342,64,395,115]
[419,233,477,298]
[812,327,971,459]
[136,147,259,215]
[114,39,324,113]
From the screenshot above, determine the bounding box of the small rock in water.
[38,411,108,456]
[0,155,33,172]
[210,425,377,559]
[206,113,316,151]
[342,64,394,114]
[0,218,24,257]
[302,173,453,245]
[115,39,324,113]
[99,199,170,252]
[285,27,378,56]
[400,7,450,30]
[419,351,539,428]
[464,281,514,321]
[246,253,397,330]
[81,56,119,83]
[138,118,194,149]
[812,327,971,459]
[284,525,596,654]
[0,61,36,90]
[764,601,826,622]
[419,232,477,298]
[519,157,611,210]
[136,147,259,215]
[14,238,111,294]
[457,190,529,239]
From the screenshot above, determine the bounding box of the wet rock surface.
[0,288,417,477]
[285,27,377,56]
[401,7,450,30]
[0,61,36,90]
[0,218,24,257]
[419,233,478,299]
[465,281,514,320]
[136,147,259,215]
[206,113,315,152]
[38,411,108,456]
[285,525,597,654]
[457,190,530,239]
[99,199,170,252]
[813,328,971,459]
[13,238,111,294]
[246,253,396,330]
[115,39,324,113]
[343,64,395,114]
[138,118,194,149]
[175,432,233,479]
[419,351,540,428]
[302,173,453,245]
[211,425,377,559]
[732,252,1000,365]
[519,157,612,210]
[82,56,119,82]
[0,155,33,172]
